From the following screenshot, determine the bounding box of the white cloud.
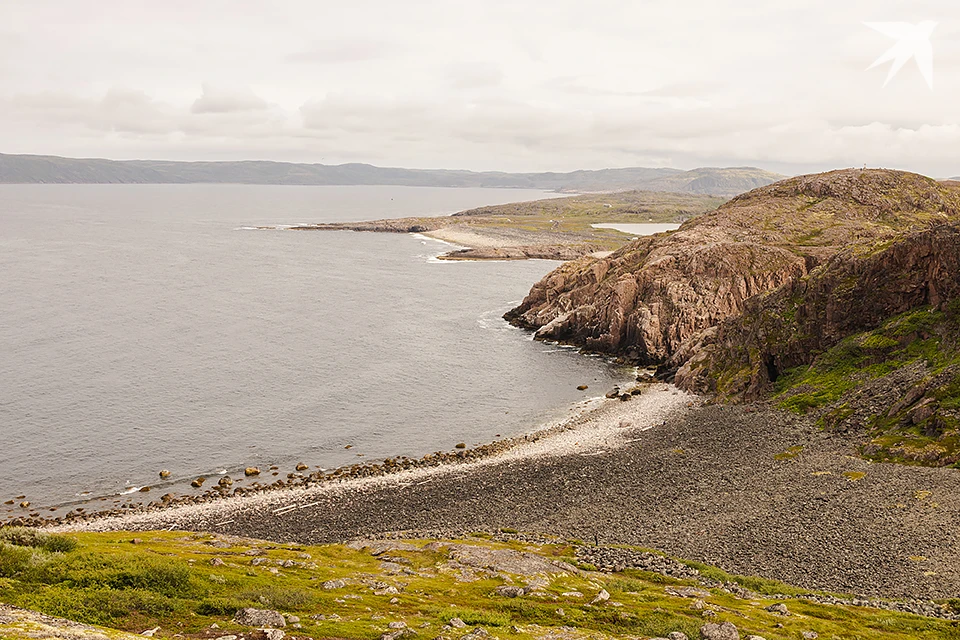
[0,0,959,175]
[191,84,268,114]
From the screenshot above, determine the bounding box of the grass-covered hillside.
[0,527,957,640]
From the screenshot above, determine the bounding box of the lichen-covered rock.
[699,621,740,640]
[233,608,286,628]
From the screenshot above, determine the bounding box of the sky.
[1,0,959,176]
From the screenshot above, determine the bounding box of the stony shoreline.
[51,384,960,602]
[46,384,690,529]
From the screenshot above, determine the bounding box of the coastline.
[52,383,694,533]
[49,386,960,601]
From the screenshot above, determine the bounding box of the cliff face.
[675,224,960,398]
[506,169,960,364]
[673,224,960,466]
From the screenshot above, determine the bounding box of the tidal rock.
[218,476,233,488]
[245,467,261,476]
[296,463,309,471]
[159,470,171,479]
[577,385,588,390]
[191,478,205,488]
[455,443,466,449]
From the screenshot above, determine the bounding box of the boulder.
[765,603,788,615]
[234,608,286,628]
[494,585,525,598]
[699,622,739,640]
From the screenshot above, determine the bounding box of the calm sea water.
[0,184,630,515]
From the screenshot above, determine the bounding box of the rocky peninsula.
[287,191,723,260]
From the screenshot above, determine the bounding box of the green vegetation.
[0,529,956,639]
[774,445,804,461]
[774,305,960,466]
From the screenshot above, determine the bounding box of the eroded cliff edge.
[506,169,960,361]
[505,169,960,465]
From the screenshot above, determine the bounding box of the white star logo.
[865,21,937,89]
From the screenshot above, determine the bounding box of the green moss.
[861,334,900,350]
[0,530,957,640]
[774,445,804,461]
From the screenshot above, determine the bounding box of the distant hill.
[0,153,784,197]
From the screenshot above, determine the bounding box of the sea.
[0,184,637,518]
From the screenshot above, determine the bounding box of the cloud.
[11,88,181,134]
[445,63,503,90]
[2,0,960,176]
[285,39,401,64]
[191,84,268,114]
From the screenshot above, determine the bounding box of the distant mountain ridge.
[0,152,784,197]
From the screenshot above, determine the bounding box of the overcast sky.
[1,0,959,175]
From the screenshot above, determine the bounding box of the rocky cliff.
[674,224,960,466]
[506,170,960,365]
[676,224,960,397]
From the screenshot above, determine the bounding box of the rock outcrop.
[506,170,960,364]
[675,224,960,399]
